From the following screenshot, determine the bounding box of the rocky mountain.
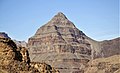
[28,12,120,73]
[0,37,59,73]
[28,12,92,73]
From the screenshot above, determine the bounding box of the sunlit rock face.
[0,37,59,73]
[28,12,92,73]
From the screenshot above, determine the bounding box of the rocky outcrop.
[0,32,10,39]
[84,55,120,73]
[30,62,60,73]
[28,12,92,73]
[0,37,59,73]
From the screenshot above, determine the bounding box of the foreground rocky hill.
[0,37,59,73]
[28,12,120,73]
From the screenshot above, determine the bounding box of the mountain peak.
[56,12,67,19]
[45,12,76,28]
[51,12,68,20]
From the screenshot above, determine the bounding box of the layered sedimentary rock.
[0,36,59,73]
[28,12,92,73]
[28,12,120,73]
[84,55,120,73]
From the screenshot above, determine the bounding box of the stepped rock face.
[84,55,120,73]
[28,12,92,73]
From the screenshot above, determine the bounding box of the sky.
[0,0,119,42]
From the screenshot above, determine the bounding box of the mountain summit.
[52,12,68,20]
[42,12,76,28]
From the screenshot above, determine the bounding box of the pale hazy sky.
[0,0,119,41]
